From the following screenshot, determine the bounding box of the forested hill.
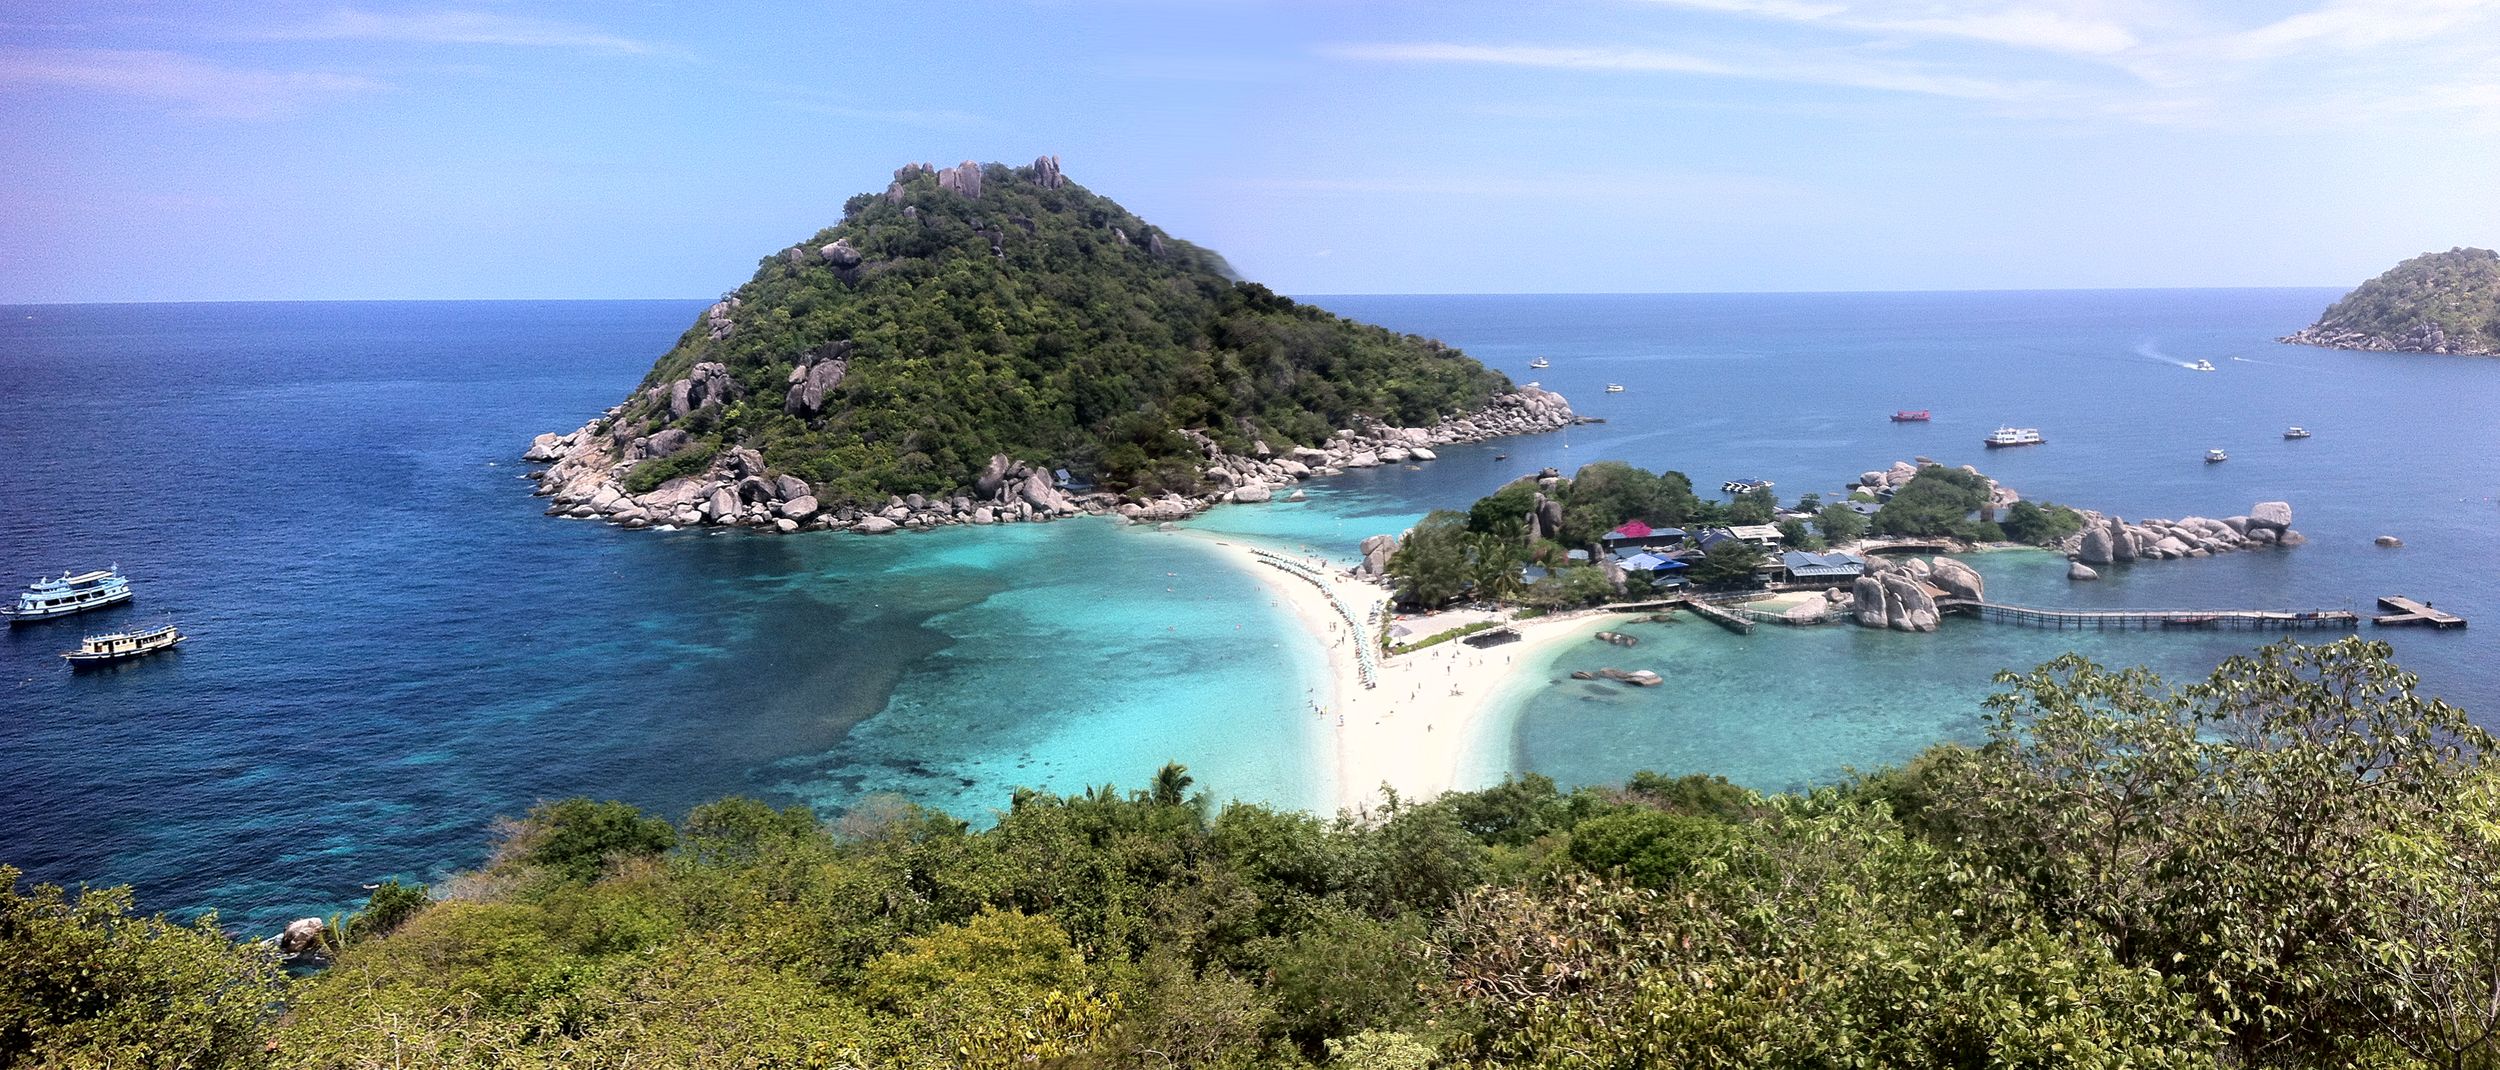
[2282,246,2500,355]
[534,157,1516,512]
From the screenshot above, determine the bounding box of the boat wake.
[2134,341,2206,370]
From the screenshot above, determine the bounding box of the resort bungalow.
[1601,520,1686,550]
[1620,552,1690,589]
[1781,550,1868,586]
[1707,524,1785,550]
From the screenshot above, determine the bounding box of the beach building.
[1703,524,1784,550]
[1621,552,1690,588]
[1781,550,1868,586]
[1601,520,1685,550]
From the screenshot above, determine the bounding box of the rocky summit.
[2281,246,2500,356]
[527,156,1574,533]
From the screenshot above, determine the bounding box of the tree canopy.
[10,639,2499,1069]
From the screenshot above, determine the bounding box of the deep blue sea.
[3,291,2493,933]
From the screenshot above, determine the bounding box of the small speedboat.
[1604,384,1625,393]
[2283,426,2311,439]
[63,623,184,667]
[2205,449,2229,463]
[1890,410,1931,422]
[2191,359,2216,372]
[1528,357,1550,369]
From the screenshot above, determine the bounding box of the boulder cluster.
[524,387,1578,536]
[2280,319,2489,355]
[1847,556,1985,633]
[1855,458,2023,514]
[2065,502,2301,574]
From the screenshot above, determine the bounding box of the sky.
[3,0,2497,301]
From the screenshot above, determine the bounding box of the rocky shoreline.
[524,387,1578,534]
[2279,320,2497,356]
[2060,502,2301,580]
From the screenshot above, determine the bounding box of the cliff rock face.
[2281,247,2500,355]
[527,157,1572,534]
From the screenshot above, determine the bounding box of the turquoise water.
[5,291,2493,931]
[1509,551,2290,793]
[757,520,1332,817]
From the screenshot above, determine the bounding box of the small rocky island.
[528,156,1574,533]
[2281,246,2500,355]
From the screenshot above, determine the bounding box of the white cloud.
[242,9,656,54]
[2215,0,2495,60]
[1329,0,2500,130]
[1320,41,2041,101]
[1635,0,2142,55]
[0,47,384,119]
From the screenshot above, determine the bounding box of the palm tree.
[1150,762,1195,807]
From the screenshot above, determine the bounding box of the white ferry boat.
[2206,449,2229,463]
[2284,426,2311,439]
[63,623,184,667]
[6,567,134,624]
[1983,427,2044,449]
[1528,357,1550,369]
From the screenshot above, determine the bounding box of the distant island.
[527,157,1573,532]
[2281,246,2500,355]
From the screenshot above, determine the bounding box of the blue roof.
[1624,553,1688,572]
[1781,550,1867,577]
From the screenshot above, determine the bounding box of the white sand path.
[1182,533,1636,811]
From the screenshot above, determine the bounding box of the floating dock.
[1938,599,2358,631]
[2372,596,2466,629]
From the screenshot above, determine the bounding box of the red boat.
[1890,410,1931,422]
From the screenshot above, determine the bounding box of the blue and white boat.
[6,567,134,624]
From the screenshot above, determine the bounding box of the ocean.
[2,291,2491,933]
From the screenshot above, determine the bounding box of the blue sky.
[3,0,2496,301]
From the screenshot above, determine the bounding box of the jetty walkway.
[1937,599,2358,631]
[1248,547,1382,689]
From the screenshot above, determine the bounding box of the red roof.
[1607,520,1653,539]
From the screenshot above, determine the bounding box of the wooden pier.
[2372,596,2466,629]
[1938,599,2358,632]
[1681,599,1757,635]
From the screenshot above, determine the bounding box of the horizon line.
[2,283,2350,307]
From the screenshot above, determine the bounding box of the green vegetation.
[1385,620,1504,656]
[2000,499,2087,547]
[1872,464,2000,539]
[0,866,283,1068]
[1687,538,1768,590]
[617,439,717,495]
[610,161,1512,504]
[1816,500,1871,543]
[1383,510,1523,610]
[15,638,2498,1068]
[2295,246,2500,354]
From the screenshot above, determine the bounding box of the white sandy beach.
[1181,532,1634,811]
